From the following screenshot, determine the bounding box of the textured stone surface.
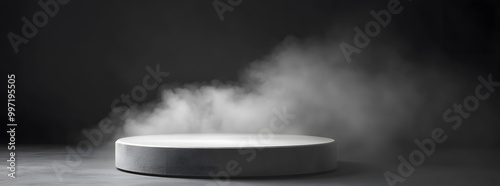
[1,145,499,186]
[115,134,337,177]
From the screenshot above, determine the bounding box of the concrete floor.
[1,145,499,186]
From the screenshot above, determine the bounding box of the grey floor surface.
[1,145,499,186]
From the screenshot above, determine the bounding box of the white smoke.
[117,36,458,157]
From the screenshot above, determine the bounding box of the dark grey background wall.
[1,0,499,145]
